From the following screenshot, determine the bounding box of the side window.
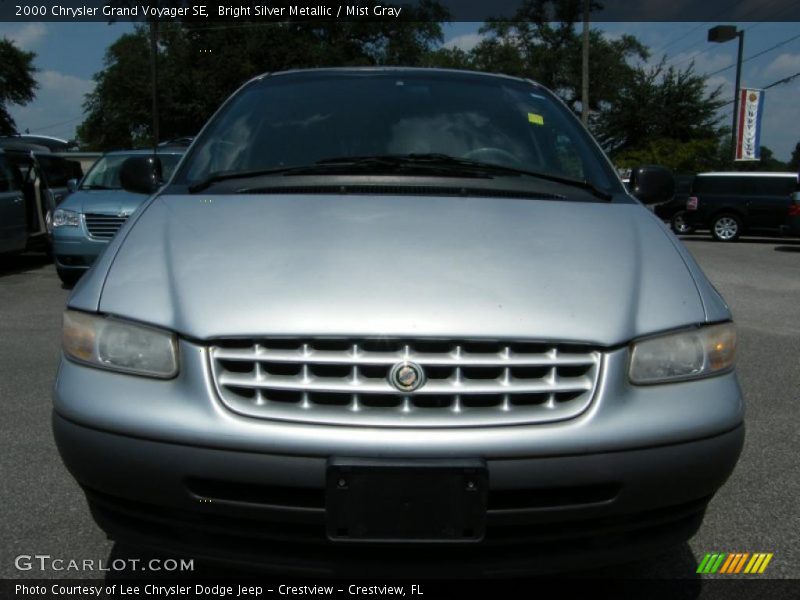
[696,177,746,195]
[733,177,756,195]
[757,177,795,196]
[0,157,19,193]
[37,156,72,187]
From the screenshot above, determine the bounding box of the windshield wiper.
[188,165,326,193]
[316,154,614,200]
[81,184,118,190]
[189,157,491,193]
[189,153,613,201]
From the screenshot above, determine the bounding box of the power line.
[705,32,800,77]
[28,115,83,133]
[652,0,753,60]
[648,22,710,58]
[661,0,794,69]
[665,21,761,70]
[719,69,800,107]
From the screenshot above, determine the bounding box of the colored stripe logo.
[697,552,774,574]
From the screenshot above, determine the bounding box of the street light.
[708,25,744,162]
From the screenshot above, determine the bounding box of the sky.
[2,20,799,161]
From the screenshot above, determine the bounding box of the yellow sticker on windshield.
[528,113,544,125]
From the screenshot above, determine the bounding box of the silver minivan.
[54,68,743,575]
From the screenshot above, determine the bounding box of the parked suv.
[684,171,797,241]
[655,174,695,234]
[51,149,183,285]
[783,187,800,237]
[54,68,743,575]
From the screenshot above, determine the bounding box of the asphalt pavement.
[1,235,799,581]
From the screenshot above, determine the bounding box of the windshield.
[82,154,182,190]
[176,71,618,192]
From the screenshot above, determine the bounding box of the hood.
[59,189,147,216]
[95,193,708,346]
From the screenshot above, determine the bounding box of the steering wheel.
[462,147,523,167]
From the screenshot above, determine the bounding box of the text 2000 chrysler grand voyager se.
[54,68,743,575]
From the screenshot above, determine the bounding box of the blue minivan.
[52,149,183,284]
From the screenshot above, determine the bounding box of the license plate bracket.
[326,458,487,543]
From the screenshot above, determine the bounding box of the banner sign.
[735,88,765,161]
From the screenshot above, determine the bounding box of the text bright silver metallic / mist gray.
[53,68,744,575]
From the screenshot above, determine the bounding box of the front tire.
[670,211,695,235]
[57,267,81,287]
[711,213,742,242]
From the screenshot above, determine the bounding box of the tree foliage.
[463,0,648,115]
[0,39,38,135]
[789,142,800,172]
[78,4,446,149]
[78,0,784,174]
[593,58,727,161]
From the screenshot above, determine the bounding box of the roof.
[259,66,535,86]
[697,171,797,178]
[0,135,77,151]
[104,149,184,156]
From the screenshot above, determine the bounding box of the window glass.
[37,155,83,187]
[756,177,795,196]
[178,73,617,192]
[82,153,182,190]
[694,175,795,196]
[0,157,16,192]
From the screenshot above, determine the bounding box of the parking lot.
[1,235,799,580]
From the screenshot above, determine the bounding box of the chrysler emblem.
[389,361,426,392]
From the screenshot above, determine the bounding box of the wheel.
[670,211,695,235]
[711,213,742,242]
[56,267,82,286]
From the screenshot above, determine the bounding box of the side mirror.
[629,165,676,205]
[66,178,78,193]
[119,156,162,195]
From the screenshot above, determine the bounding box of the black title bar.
[1,0,800,22]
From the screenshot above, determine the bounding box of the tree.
[613,138,725,174]
[593,59,727,172]
[735,145,790,172]
[0,39,38,135]
[77,28,153,149]
[789,142,800,172]
[468,0,648,116]
[78,5,447,150]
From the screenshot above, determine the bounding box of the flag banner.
[735,89,766,161]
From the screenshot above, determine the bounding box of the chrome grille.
[210,339,602,427]
[84,214,128,240]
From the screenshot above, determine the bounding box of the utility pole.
[708,25,745,162]
[581,0,590,126]
[731,30,745,161]
[149,19,160,155]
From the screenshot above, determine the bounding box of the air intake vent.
[84,214,128,240]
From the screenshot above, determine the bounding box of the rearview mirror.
[119,156,162,195]
[66,178,78,193]
[629,165,675,205]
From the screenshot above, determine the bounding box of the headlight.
[52,209,80,227]
[63,310,178,378]
[629,322,736,384]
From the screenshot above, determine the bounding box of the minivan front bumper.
[53,341,745,574]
